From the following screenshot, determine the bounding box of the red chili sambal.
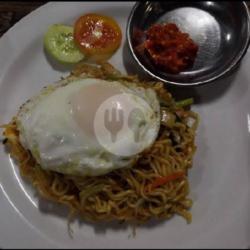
[143,23,198,74]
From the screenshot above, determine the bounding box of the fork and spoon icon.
[104,107,145,143]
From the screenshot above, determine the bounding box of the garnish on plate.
[73,13,122,62]
[44,13,122,64]
[44,24,84,64]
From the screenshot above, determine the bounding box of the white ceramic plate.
[0,2,249,249]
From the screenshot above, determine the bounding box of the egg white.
[17,77,160,176]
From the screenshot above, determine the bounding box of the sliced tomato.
[73,13,122,61]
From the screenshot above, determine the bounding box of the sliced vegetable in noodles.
[176,98,194,108]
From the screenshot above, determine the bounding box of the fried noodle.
[2,62,199,224]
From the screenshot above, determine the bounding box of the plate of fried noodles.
[0,2,249,249]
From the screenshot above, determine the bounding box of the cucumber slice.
[44,24,84,64]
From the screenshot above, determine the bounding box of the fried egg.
[16,77,160,176]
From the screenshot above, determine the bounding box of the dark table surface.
[0,2,47,37]
[0,1,250,38]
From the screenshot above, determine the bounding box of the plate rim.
[0,1,249,249]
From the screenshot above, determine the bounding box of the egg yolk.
[70,82,124,138]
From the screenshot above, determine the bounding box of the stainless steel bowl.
[127,1,250,87]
